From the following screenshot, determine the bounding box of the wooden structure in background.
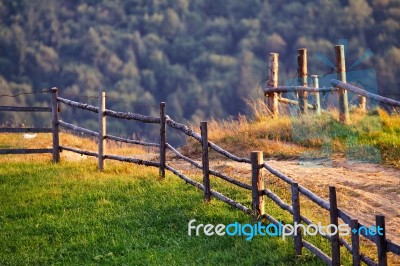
[263,44,400,122]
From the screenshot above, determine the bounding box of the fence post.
[297,48,308,115]
[51,87,60,163]
[376,215,387,266]
[334,45,350,124]
[98,91,106,171]
[159,102,166,178]
[291,182,302,255]
[329,186,340,266]
[350,219,360,266]
[311,75,321,116]
[201,122,211,201]
[267,52,279,117]
[359,95,367,112]
[251,151,264,219]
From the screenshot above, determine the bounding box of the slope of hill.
[1,105,400,264]
[0,0,399,141]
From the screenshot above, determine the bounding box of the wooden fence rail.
[332,80,400,108]
[57,96,98,113]
[166,143,252,190]
[106,134,159,147]
[1,88,400,265]
[278,97,315,110]
[0,128,52,133]
[58,120,99,137]
[264,86,337,94]
[104,154,159,168]
[0,148,52,154]
[59,145,98,157]
[0,99,55,158]
[0,106,51,112]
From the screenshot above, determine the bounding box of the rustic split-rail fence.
[1,45,400,265]
[1,88,399,266]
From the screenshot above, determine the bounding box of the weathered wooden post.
[311,75,321,116]
[267,53,279,117]
[291,182,303,255]
[329,186,340,266]
[359,95,367,112]
[376,215,387,266]
[51,87,60,163]
[98,91,106,171]
[201,122,211,201]
[334,45,350,124]
[159,102,166,178]
[350,219,360,266]
[251,151,264,219]
[297,48,308,115]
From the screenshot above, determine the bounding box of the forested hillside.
[0,0,399,142]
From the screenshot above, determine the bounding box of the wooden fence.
[0,104,54,156]
[1,88,400,266]
[264,45,400,123]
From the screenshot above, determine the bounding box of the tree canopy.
[0,0,399,143]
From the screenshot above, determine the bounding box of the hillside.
[1,161,327,265]
[0,0,399,142]
[0,132,328,265]
[1,114,400,264]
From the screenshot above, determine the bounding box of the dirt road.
[265,158,400,244]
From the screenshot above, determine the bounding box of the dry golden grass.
[182,100,325,159]
[181,99,400,168]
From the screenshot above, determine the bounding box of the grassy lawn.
[0,159,325,265]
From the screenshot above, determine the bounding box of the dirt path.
[265,158,400,244]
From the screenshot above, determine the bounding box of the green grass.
[290,109,400,166]
[0,160,326,265]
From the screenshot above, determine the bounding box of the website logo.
[188,219,383,241]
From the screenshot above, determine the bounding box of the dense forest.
[0,0,399,143]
